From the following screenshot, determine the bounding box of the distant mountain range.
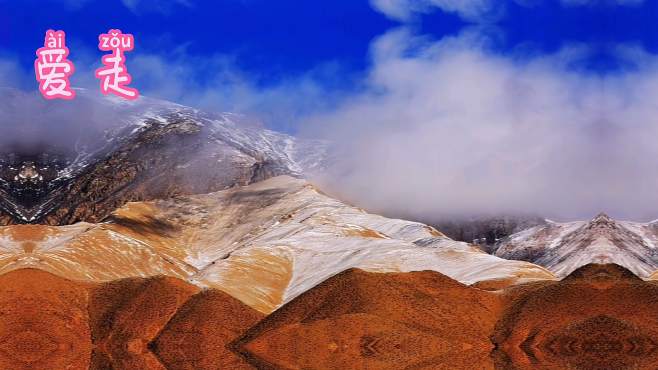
[493,213,658,277]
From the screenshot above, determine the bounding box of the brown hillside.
[236,264,658,370]
[0,269,92,370]
[152,290,264,370]
[2,263,658,369]
[493,264,658,370]
[0,268,263,370]
[235,268,503,370]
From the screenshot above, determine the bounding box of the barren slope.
[0,176,554,313]
[236,268,502,369]
[236,264,658,370]
[0,269,263,370]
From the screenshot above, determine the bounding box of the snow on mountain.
[0,176,554,313]
[0,88,563,313]
[494,213,658,277]
[71,90,327,178]
[0,88,328,224]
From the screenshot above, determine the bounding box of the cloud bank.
[370,0,645,22]
[298,30,658,222]
[6,2,658,222]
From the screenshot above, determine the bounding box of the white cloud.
[292,28,658,221]
[369,0,417,21]
[370,0,497,21]
[371,0,645,22]
[114,51,345,133]
[0,56,31,89]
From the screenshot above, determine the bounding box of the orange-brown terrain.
[235,264,658,370]
[0,268,263,370]
[492,264,658,370]
[2,263,658,369]
[0,176,556,316]
[235,268,503,369]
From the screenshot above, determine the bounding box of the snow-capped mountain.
[0,176,554,313]
[0,88,560,314]
[494,213,658,277]
[0,88,327,224]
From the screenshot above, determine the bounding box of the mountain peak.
[495,214,658,278]
[0,90,328,224]
[590,212,613,223]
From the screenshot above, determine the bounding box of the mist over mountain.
[302,30,658,223]
[0,88,326,224]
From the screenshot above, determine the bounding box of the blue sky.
[2,0,658,92]
[1,0,394,88]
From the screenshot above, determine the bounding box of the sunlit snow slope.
[0,176,554,313]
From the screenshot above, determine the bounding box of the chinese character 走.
[95,29,139,100]
[34,30,76,100]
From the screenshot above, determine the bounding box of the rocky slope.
[0,89,558,318]
[494,213,658,277]
[236,268,502,369]
[0,88,326,224]
[0,175,554,313]
[491,264,658,370]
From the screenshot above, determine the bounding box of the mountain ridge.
[494,212,658,277]
[0,88,327,224]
